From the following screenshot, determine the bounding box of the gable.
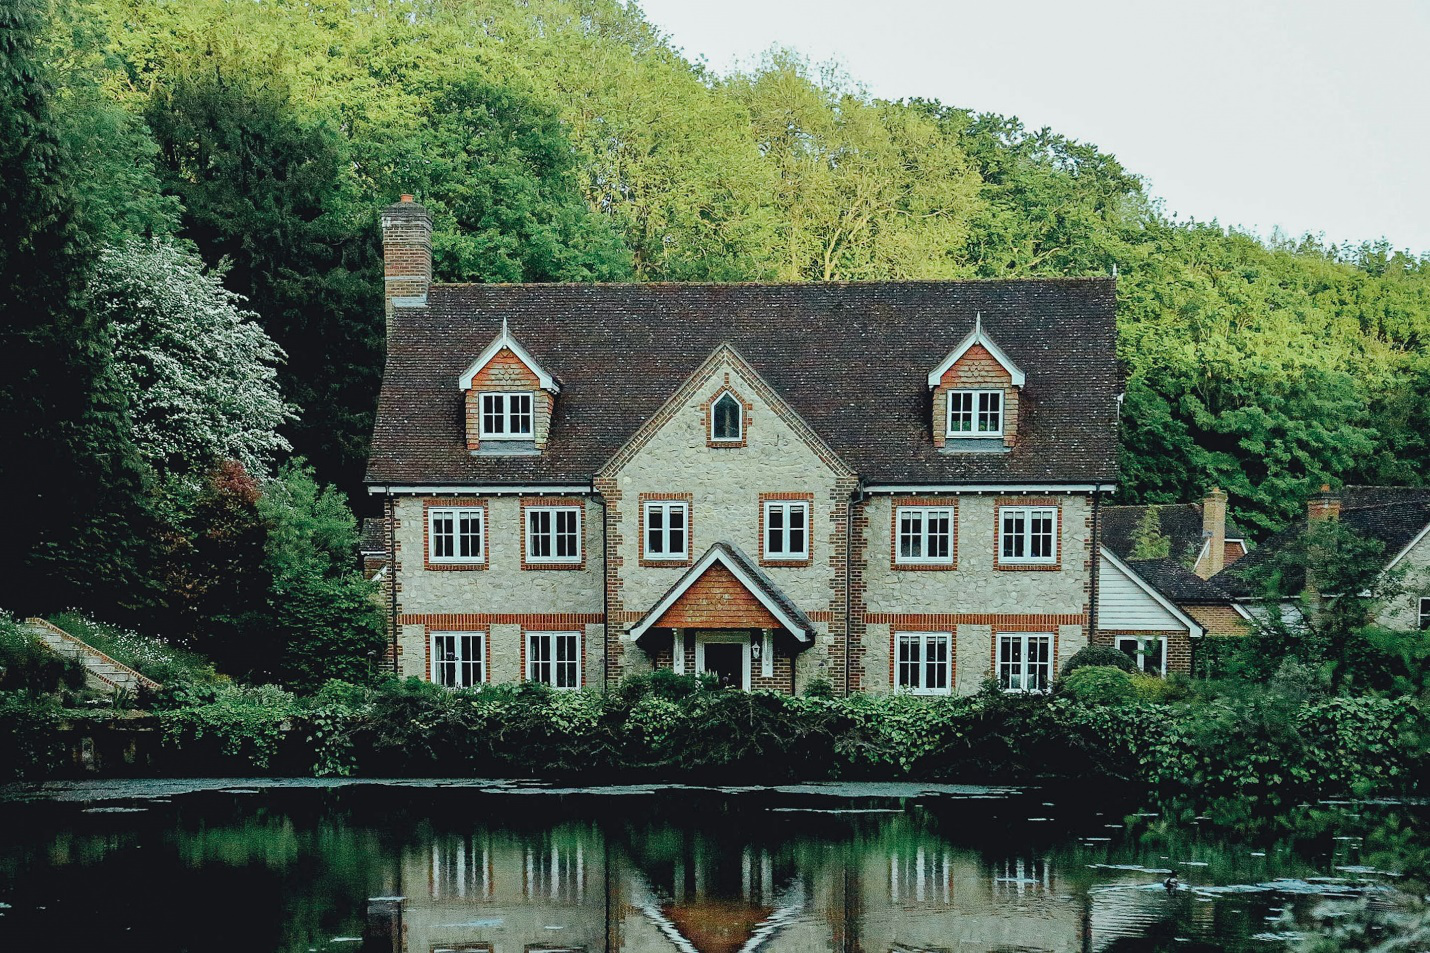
[651,563,782,629]
[1099,550,1200,633]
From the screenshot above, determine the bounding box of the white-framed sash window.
[895,632,952,695]
[764,501,809,559]
[480,392,534,439]
[896,507,954,565]
[643,501,689,561]
[999,506,1058,564]
[527,631,581,689]
[998,632,1051,693]
[432,631,484,688]
[1116,635,1166,676]
[428,507,485,564]
[527,506,582,563]
[947,389,1003,437]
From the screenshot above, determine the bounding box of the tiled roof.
[1219,487,1430,597]
[631,541,817,641]
[359,517,387,555]
[1126,557,1234,605]
[366,280,1120,487]
[1102,503,1206,566]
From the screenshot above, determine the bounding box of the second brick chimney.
[1200,487,1228,578]
[1307,484,1342,522]
[381,194,432,323]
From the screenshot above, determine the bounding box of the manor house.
[366,196,1130,695]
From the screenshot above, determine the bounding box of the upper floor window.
[764,500,809,560]
[1000,505,1057,564]
[998,632,1051,693]
[429,507,484,564]
[896,632,951,695]
[947,389,1003,437]
[644,500,689,561]
[480,392,533,440]
[527,631,581,689]
[432,631,484,688]
[896,507,954,565]
[1419,597,1430,630]
[527,505,581,564]
[711,392,742,442]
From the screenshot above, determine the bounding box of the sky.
[637,0,1430,256]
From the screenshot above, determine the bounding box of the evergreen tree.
[1128,508,1172,561]
[0,0,152,615]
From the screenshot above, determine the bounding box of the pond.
[0,779,1419,952]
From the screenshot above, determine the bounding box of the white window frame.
[763,500,810,560]
[431,631,485,688]
[643,500,690,561]
[1419,597,1430,631]
[427,507,485,564]
[946,388,1004,437]
[895,631,952,695]
[479,391,534,440]
[1115,635,1167,675]
[526,505,583,564]
[694,632,751,690]
[998,632,1052,693]
[526,630,582,690]
[895,506,955,566]
[999,505,1058,565]
[710,392,743,443]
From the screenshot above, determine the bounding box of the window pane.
[767,505,784,554]
[900,512,922,559]
[432,513,454,558]
[458,512,481,559]
[929,512,949,559]
[949,392,973,432]
[1031,511,1054,559]
[978,392,1002,433]
[789,505,806,555]
[926,635,948,691]
[556,509,578,557]
[713,395,741,439]
[897,635,917,689]
[482,394,504,435]
[510,394,533,435]
[530,510,551,558]
[1002,512,1025,558]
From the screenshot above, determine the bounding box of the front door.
[701,642,745,689]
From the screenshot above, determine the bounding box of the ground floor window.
[527,631,581,689]
[432,631,484,688]
[1116,635,1166,675]
[896,631,951,695]
[998,633,1051,692]
[1420,597,1430,630]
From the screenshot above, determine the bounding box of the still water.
[0,779,1415,952]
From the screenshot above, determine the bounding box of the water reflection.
[0,785,1418,953]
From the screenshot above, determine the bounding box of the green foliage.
[0,615,85,694]
[1128,508,1171,560]
[157,681,301,770]
[49,611,217,685]
[0,691,65,778]
[1060,666,1138,705]
[1060,644,1137,676]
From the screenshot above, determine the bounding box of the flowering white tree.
[89,239,295,476]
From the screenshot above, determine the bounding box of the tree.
[90,239,295,478]
[1128,508,1172,561]
[0,0,153,615]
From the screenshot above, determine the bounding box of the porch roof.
[625,542,816,643]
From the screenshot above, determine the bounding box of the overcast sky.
[637,0,1430,256]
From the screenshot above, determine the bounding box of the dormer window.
[947,390,1003,437]
[711,393,742,442]
[480,392,533,440]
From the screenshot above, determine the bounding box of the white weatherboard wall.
[1097,553,1184,631]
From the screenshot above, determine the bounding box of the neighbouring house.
[1097,490,1252,672]
[366,196,1121,696]
[359,517,389,581]
[1220,486,1430,630]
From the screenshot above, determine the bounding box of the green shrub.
[1060,644,1136,676]
[1061,665,1138,705]
[50,612,218,686]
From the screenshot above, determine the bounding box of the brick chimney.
[1199,487,1228,578]
[1307,485,1341,522]
[381,194,432,321]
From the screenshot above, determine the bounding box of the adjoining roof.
[625,542,816,642]
[1102,502,1209,566]
[926,312,1026,387]
[366,281,1120,487]
[1101,548,1207,637]
[457,317,559,392]
[1219,486,1430,598]
[359,517,387,556]
[1125,556,1234,607]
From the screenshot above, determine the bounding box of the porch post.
[672,628,685,675]
[761,628,774,678]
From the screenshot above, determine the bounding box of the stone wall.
[1376,528,1430,630]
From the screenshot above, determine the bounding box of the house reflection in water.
[368,813,1097,953]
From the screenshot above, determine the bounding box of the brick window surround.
[423,498,489,571]
[704,376,753,449]
[758,492,815,567]
[993,497,1063,571]
[638,492,695,568]
[890,497,958,571]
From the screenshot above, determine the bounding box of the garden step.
[21,619,161,695]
